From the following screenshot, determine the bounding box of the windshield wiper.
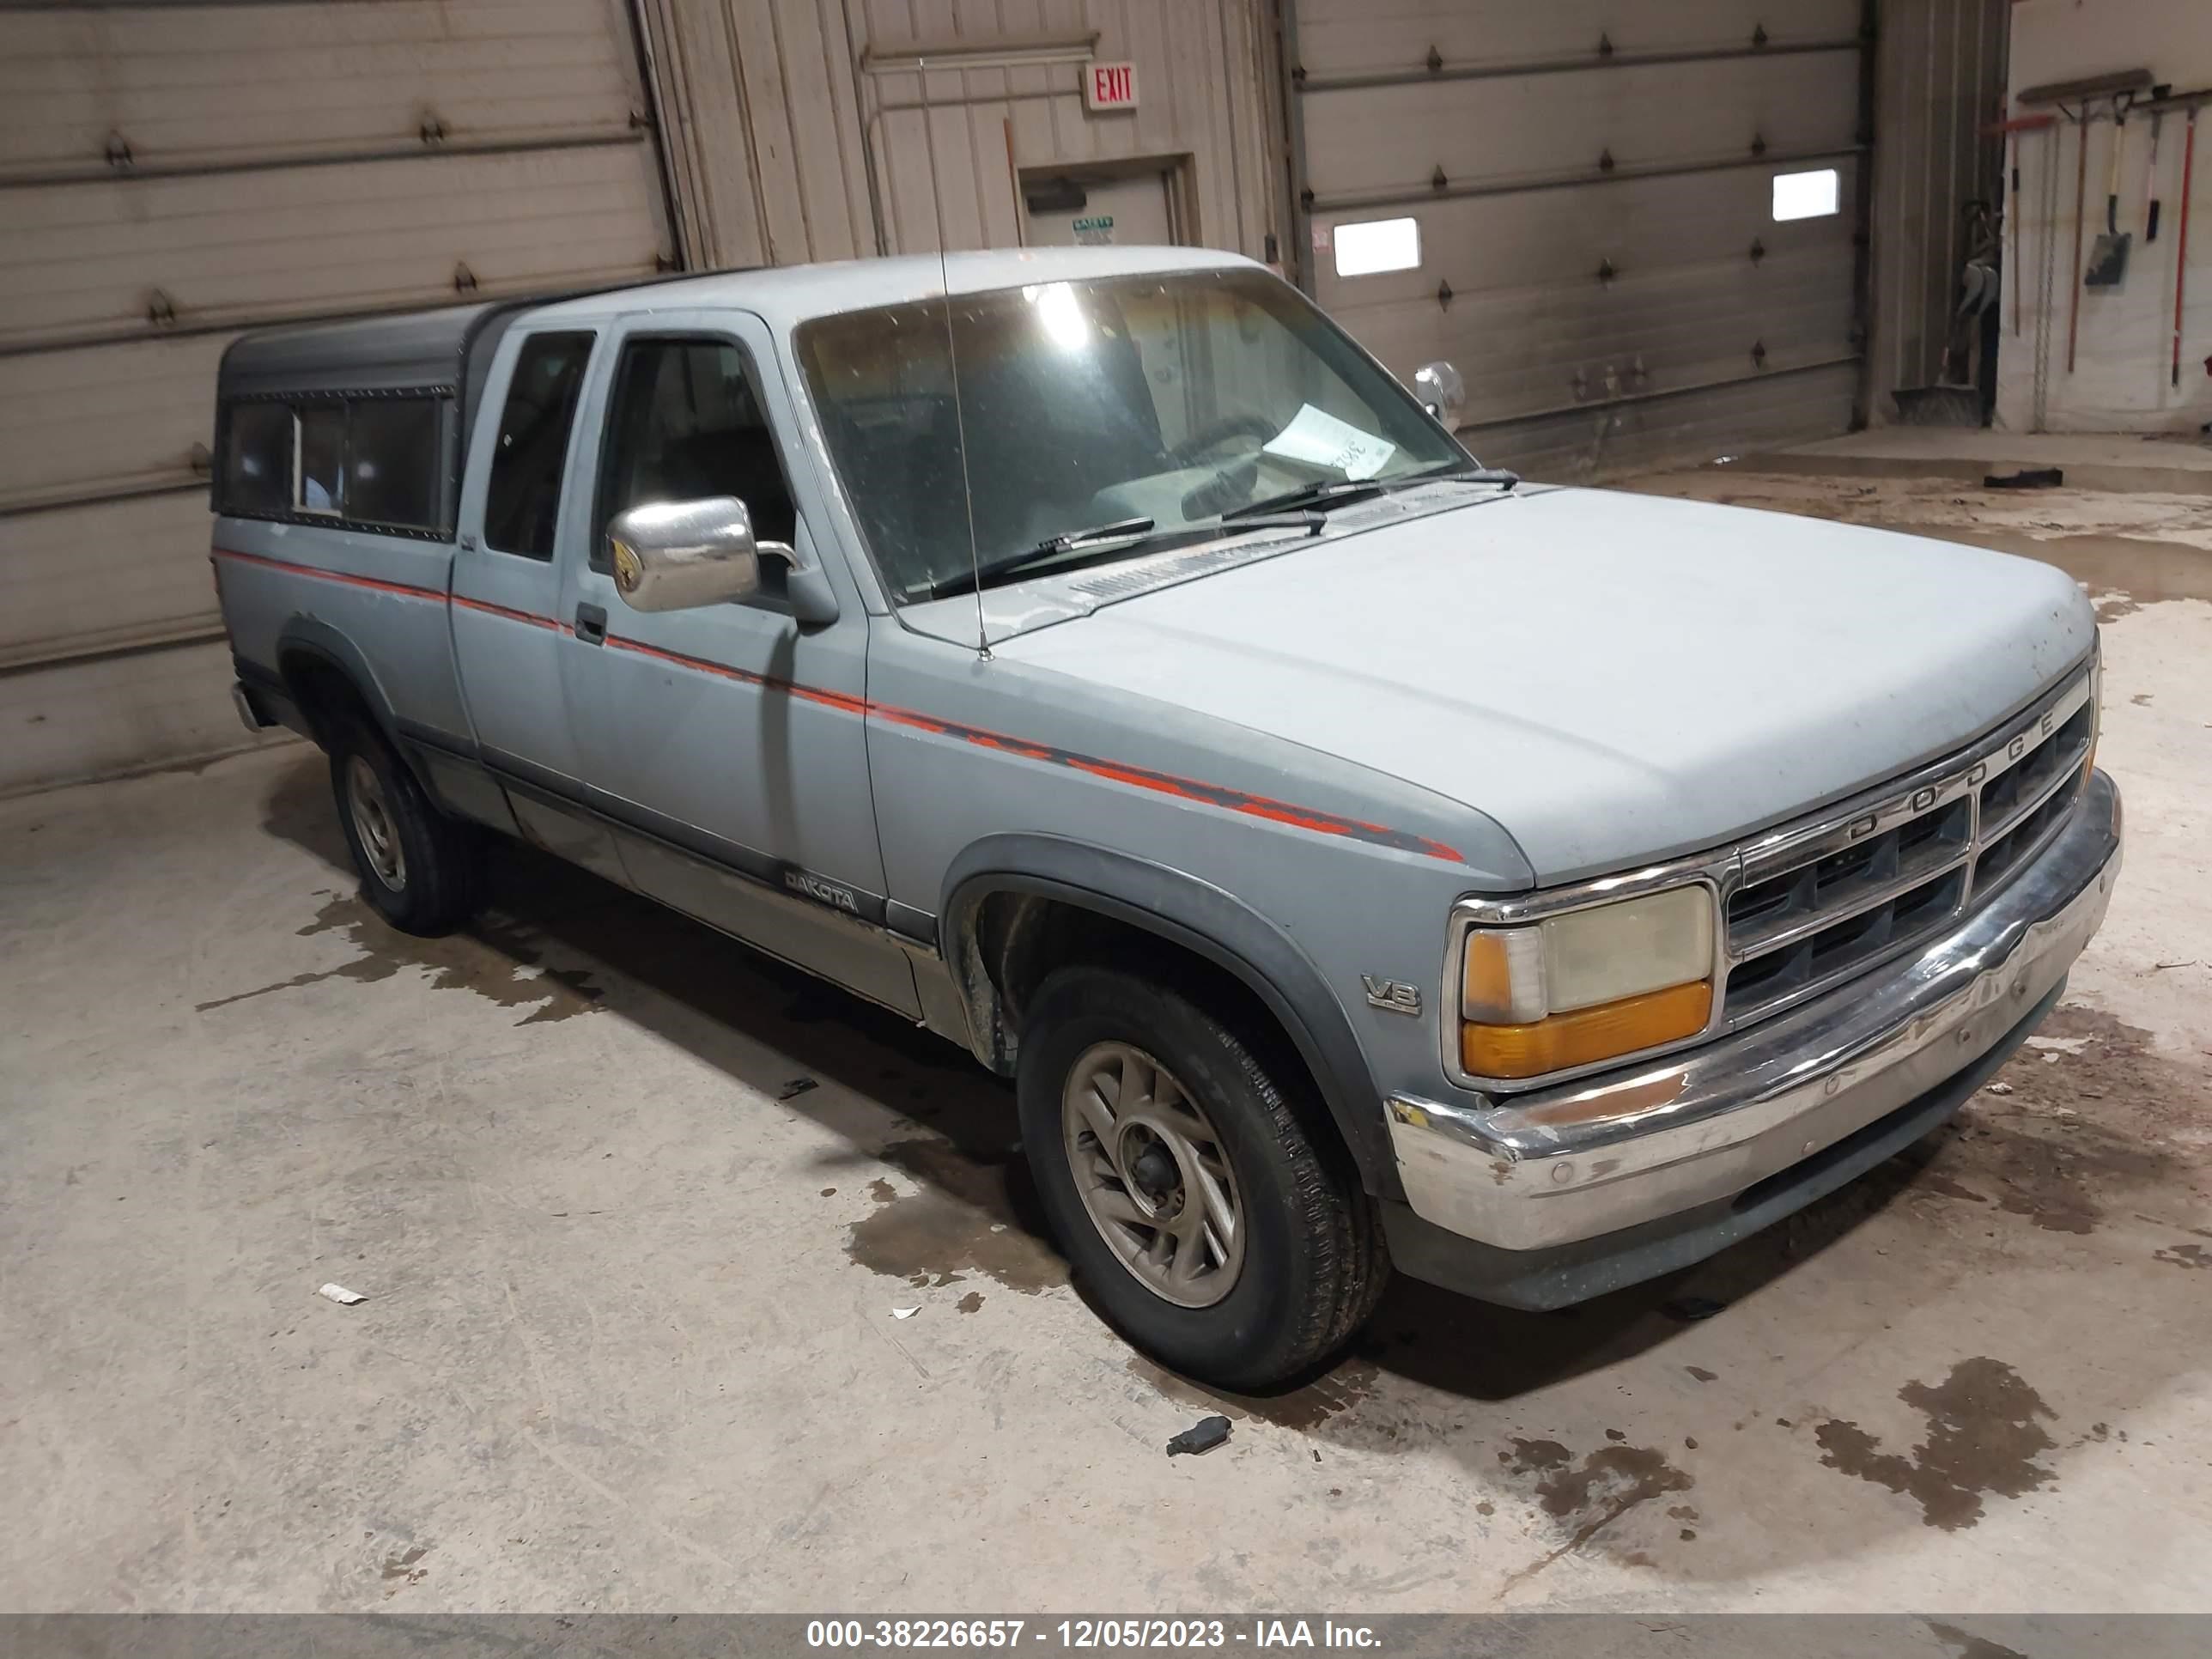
[1030,516,1156,555]
[916,510,1326,602]
[1221,478,1386,520]
[916,518,1164,600]
[1384,462,1521,491]
[1222,463,1517,522]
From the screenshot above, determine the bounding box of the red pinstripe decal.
[604,633,870,715]
[214,544,1463,862]
[214,545,441,603]
[866,702,1463,861]
[453,592,568,633]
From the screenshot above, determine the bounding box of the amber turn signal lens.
[1461,980,1712,1080]
[1462,926,1547,1024]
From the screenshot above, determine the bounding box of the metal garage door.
[1289,0,1868,479]
[0,0,674,794]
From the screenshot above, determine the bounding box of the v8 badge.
[1362,975,1423,1017]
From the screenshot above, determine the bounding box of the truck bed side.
[214,520,470,754]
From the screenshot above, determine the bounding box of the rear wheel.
[329,720,483,936]
[1017,965,1387,1389]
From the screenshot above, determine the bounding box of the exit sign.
[1085,61,1139,112]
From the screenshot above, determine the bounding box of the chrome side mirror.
[606,496,793,612]
[1413,361,1466,425]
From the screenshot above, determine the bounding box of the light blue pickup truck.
[212,246,2120,1387]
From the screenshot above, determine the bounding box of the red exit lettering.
[1085,61,1139,111]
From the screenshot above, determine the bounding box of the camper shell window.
[220,403,291,517]
[213,297,524,538]
[294,404,347,515]
[347,398,442,527]
[214,392,448,532]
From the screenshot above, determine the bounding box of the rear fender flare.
[272,618,411,760]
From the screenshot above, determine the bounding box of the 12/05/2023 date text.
[805,1621,1382,1650]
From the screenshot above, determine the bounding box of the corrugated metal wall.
[634,0,1285,268]
[0,0,674,797]
[1286,0,1870,480]
[1864,0,2008,416]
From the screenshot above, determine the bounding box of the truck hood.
[994,488,2095,882]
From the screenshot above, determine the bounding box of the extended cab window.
[594,337,798,572]
[485,331,595,559]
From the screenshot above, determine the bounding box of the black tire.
[328,717,483,936]
[1017,965,1388,1390]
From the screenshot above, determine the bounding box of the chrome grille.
[1721,668,2097,1026]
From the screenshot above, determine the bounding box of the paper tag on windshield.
[1261,404,1396,480]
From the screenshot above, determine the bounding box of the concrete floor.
[1740,428,2212,497]
[4,461,2211,1613]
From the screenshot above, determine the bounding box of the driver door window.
[558,314,915,1017]
[594,337,798,573]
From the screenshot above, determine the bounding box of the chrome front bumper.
[1387,769,2123,1254]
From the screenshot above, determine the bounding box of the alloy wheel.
[346,755,407,892]
[1061,1041,1245,1309]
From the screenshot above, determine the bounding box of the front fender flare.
[940,834,1400,1200]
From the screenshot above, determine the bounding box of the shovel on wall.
[2085,115,2132,287]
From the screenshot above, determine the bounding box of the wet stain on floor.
[1910,1007,2197,1234]
[1919,1172,1990,1206]
[845,1136,1066,1294]
[1507,1437,1694,1528]
[2089,591,2142,623]
[1492,1435,1696,1594]
[2017,534,2212,610]
[1814,1356,2057,1530]
[195,893,602,1024]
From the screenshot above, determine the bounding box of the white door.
[1023,171,1177,248]
[0,0,675,794]
[1291,0,1866,478]
[1022,171,1194,444]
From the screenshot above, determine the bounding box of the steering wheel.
[1166,414,1279,470]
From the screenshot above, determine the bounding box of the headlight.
[1458,886,1716,1079]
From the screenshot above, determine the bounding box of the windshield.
[794,269,1467,602]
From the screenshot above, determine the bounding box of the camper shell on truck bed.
[214,276,722,539]
[214,301,518,541]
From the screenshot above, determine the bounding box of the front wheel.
[1017,966,1387,1390]
[329,719,483,936]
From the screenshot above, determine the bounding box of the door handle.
[574,602,607,645]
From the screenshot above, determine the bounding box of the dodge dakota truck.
[212,246,2120,1389]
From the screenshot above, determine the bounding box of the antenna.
[916,52,989,657]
